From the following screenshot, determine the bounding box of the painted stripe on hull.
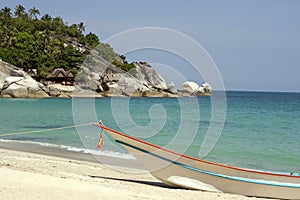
[116,140,300,189]
[98,124,300,178]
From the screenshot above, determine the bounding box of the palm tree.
[77,22,86,33]
[14,4,26,18]
[28,7,40,20]
[0,7,12,18]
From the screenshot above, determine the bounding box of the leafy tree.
[60,46,84,69]
[112,60,136,72]
[41,14,52,21]
[94,43,118,62]
[67,24,80,37]
[85,32,100,48]
[14,32,36,51]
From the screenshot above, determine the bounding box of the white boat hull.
[95,124,300,199]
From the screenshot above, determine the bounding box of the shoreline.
[0,140,269,200]
[0,91,211,99]
[1,90,299,99]
[0,140,145,171]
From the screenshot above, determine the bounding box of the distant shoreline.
[1,90,299,99]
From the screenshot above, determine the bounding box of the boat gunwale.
[95,123,300,179]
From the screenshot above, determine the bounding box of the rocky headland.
[0,5,211,99]
[0,58,211,98]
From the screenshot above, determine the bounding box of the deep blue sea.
[0,91,299,173]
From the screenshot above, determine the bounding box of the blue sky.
[1,0,299,92]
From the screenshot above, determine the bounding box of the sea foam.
[0,139,136,160]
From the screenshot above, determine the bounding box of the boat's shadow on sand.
[89,175,179,189]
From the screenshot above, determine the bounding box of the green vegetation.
[0,5,134,79]
[94,43,118,63]
[112,55,136,72]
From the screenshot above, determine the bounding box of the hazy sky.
[1,0,299,92]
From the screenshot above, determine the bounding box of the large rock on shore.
[1,76,49,98]
[133,62,167,91]
[178,81,211,96]
[166,82,177,94]
[77,57,171,97]
[0,61,49,98]
[116,75,144,96]
[196,82,212,95]
[47,84,76,97]
[179,81,199,94]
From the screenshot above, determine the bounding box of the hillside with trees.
[0,4,134,80]
[0,5,211,98]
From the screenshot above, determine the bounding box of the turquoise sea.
[0,91,299,173]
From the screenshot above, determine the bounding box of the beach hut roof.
[51,68,66,78]
[65,70,74,78]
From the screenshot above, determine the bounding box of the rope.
[0,122,94,137]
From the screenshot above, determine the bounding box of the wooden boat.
[94,123,300,199]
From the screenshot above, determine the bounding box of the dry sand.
[0,148,270,200]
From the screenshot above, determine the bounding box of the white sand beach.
[0,147,272,200]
